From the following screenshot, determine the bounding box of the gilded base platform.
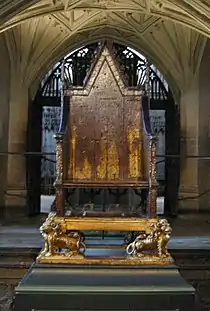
[36,253,174,266]
[13,263,196,311]
[38,214,172,265]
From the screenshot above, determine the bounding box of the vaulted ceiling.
[0,0,210,96]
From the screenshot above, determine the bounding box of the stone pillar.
[0,35,10,221]
[198,40,210,212]
[5,72,29,219]
[179,39,210,213]
[178,76,200,212]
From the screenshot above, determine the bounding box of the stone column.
[0,35,10,221]
[178,76,200,212]
[5,72,29,219]
[179,39,210,213]
[197,40,210,212]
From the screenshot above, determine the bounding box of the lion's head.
[40,213,59,234]
[155,219,172,239]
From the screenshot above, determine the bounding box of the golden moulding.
[36,213,174,266]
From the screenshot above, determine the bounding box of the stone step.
[0,246,209,311]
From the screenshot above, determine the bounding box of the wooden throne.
[37,44,173,265]
[55,45,157,217]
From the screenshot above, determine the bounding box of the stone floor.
[1,198,210,310]
[1,212,210,250]
[1,194,210,249]
[1,228,210,250]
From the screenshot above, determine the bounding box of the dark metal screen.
[41,42,168,99]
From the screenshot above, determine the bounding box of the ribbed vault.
[1,0,209,98]
[1,0,210,37]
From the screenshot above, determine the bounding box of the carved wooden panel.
[67,46,143,185]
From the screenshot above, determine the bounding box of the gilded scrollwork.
[54,133,64,184]
[149,135,157,184]
[37,213,86,259]
[126,219,172,259]
[148,135,157,215]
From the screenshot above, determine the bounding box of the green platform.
[13,262,196,311]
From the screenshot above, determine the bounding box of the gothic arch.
[27,41,180,216]
[28,30,181,102]
[3,2,207,100]
[41,42,168,100]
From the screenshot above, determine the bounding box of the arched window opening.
[41,42,168,99]
[28,41,179,217]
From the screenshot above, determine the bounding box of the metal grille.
[41,43,99,97]
[41,42,168,99]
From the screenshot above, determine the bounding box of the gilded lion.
[40,213,86,257]
[126,219,172,257]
